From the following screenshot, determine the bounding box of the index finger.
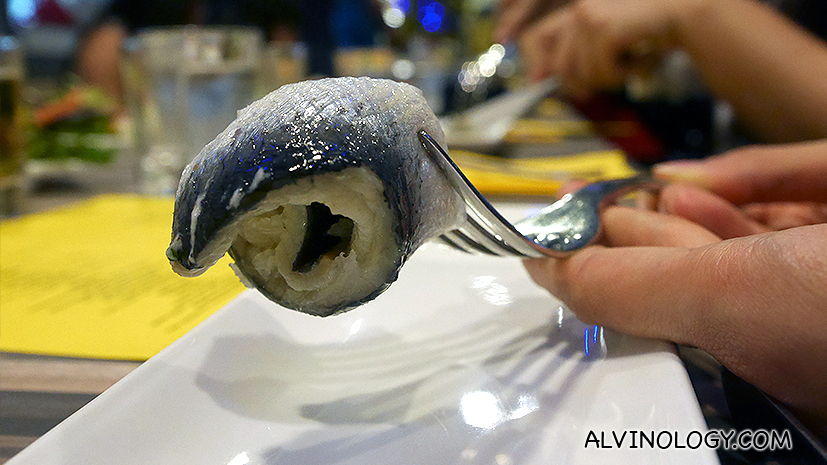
[654,140,827,204]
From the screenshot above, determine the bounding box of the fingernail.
[653,161,709,186]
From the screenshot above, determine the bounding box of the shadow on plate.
[195,295,612,464]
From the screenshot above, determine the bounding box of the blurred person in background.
[499,0,827,441]
[75,0,384,104]
[75,0,305,102]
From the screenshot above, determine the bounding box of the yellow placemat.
[502,118,596,144]
[0,195,245,360]
[452,149,638,197]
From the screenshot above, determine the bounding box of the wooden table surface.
[0,353,141,462]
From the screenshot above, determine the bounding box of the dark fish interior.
[293,202,354,273]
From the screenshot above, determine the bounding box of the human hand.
[518,0,693,96]
[495,0,570,44]
[654,140,827,236]
[523,141,827,431]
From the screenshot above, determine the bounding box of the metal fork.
[418,130,661,258]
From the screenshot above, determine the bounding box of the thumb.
[523,205,720,343]
[524,245,707,345]
[525,225,827,419]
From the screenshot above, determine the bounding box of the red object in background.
[570,93,666,165]
[33,87,85,127]
[36,0,75,27]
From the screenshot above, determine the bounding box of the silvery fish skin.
[166,77,463,316]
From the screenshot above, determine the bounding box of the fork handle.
[516,175,663,256]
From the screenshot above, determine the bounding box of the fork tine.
[461,212,544,257]
[418,130,547,258]
[438,234,468,252]
[464,214,528,256]
[449,229,502,255]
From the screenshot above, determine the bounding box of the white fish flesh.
[166,77,464,316]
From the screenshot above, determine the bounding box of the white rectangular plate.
[10,222,718,465]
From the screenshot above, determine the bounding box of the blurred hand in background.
[499,0,827,142]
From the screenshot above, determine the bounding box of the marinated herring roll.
[166,77,464,316]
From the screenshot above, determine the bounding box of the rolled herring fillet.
[166,77,464,316]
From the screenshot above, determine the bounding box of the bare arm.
[675,0,827,141]
[515,0,827,142]
[75,21,127,104]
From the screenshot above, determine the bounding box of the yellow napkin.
[452,149,638,197]
[0,195,245,360]
[502,118,596,144]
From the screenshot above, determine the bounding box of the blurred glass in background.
[121,27,262,195]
